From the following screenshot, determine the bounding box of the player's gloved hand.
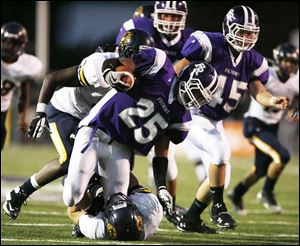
[28,103,50,139]
[104,70,134,92]
[157,186,175,216]
[28,112,48,139]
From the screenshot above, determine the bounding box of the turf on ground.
[1,145,299,245]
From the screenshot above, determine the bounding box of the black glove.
[28,112,49,139]
[157,186,175,216]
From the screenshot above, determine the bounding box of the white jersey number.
[209,75,248,112]
[119,98,168,144]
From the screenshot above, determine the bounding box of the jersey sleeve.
[77,53,111,88]
[181,31,213,63]
[249,53,269,85]
[132,48,167,76]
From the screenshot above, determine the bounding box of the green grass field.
[1,145,299,245]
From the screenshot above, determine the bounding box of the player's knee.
[211,145,231,165]
[63,179,84,207]
[279,148,291,164]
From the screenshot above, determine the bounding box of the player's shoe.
[177,215,218,234]
[3,187,28,220]
[257,191,282,214]
[210,202,237,229]
[72,224,84,238]
[227,190,248,215]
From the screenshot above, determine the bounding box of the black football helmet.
[223,6,260,52]
[118,29,154,58]
[1,21,28,62]
[153,1,188,35]
[133,5,154,19]
[273,43,299,81]
[104,193,144,241]
[177,62,219,109]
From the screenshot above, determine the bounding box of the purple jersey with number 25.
[79,47,191,155]
[182,31,269,121]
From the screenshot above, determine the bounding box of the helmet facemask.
[154,10,186,35]
[224,23,259,52]
[179,69,219,109]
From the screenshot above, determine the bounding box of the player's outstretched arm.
[249,80,289,110]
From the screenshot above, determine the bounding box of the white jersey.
[1,53,43,112]
[245,67,299,124]
[78,191,163,240]
[50,52,117,119]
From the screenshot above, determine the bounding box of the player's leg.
[181,137,207,184]
[178,116,235,233]
[228,117,271,215]
[97,139,131,202]
[253,127,291,213]
[3,103,80,219]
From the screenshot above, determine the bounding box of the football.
[115,65,135,89]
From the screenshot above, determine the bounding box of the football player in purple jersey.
[117,2,199,222]
[62,30,220,234]
[174,6,289,232]
[116,1,193,64]
[2,29,152,221]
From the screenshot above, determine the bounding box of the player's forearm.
[173,58,191,76]
[67,206,86,224]
[37,66,79,110]
[255,90,276,107]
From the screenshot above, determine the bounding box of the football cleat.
[257,191,282,214]
[227,190,248,215]
[71,224,84,238]
[210,202,237,229]
[2,187,28,220]
[177,215,218,234]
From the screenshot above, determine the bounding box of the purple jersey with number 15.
[182,31,269,121]
[79,47,191,155]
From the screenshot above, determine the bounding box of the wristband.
[36,103,48,113]
[269,96,277,106]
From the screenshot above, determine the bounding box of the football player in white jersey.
[228,43,299,215]
[1,21,42,150]
[68,172,163,241]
